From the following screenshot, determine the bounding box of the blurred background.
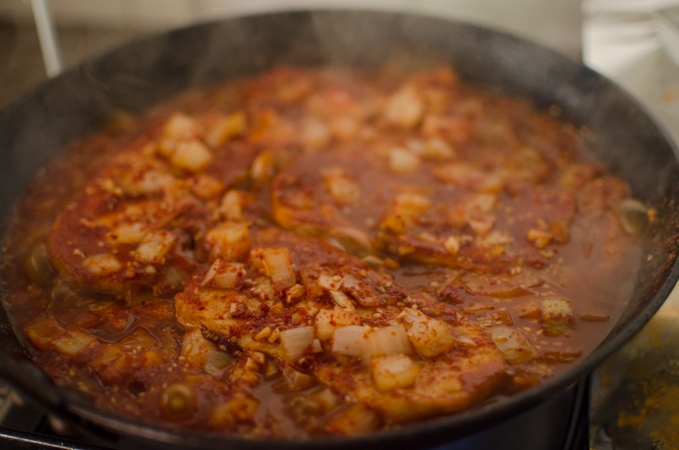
[1,0,677,140]
[0,0,582,109]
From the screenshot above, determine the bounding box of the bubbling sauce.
[1,66,645,437]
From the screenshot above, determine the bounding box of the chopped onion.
[326,227,372,258]
[423,137,455,159]
[434,163,504,193]
[219,190,244,221]
[526,228,553,249]
[204,111,246,147]
[489,326,536,365]
[162,112,201,140]
[443,236,460,255]
[363,324,412,360]
[24,316,66,351]
[361,255,384,270]
[83,253,123,275]
[318,273,343,290]
[389,148,421,174]
[126,170,175,196]
[370,354,420,391]
[202,259,221,286]
[213,262,246,289]
[329,290,355,310]
[400,308,455,358]
[330,116,360,140]
[467,214,496,236]
[323,170,360,205]
[384,85,424,128]
[380,193,432,233]
[250,151,276,183]
[483,231,512,246]
[180,329,232,375]
[540,298,575,337]
[617,198,652,236]
[170,139,213,172]
[134,231,179,264]
[280,326,315,363]
[109,223,147,244]
[332,325,367,357]
[260,248,296,289]
[281,365,315,391]
[51,329,98,357]
[315,307,362,341]
[299,116,331,149]
[206,222,251,261]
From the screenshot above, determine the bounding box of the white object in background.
[583,0,679,145]
[654,6,679,66]
[30,0,63,77]
[583,0,679,15]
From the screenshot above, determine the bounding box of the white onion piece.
[389,148,421,174]
[206,222,251,261]
[326,227,372,258]
[329,290,354,310]
[489,326,536,365]
[51,329,98,357]
[400,308,455,358]
[332,325,367,357]
[180,329,232,376]
[280,326,315,363]
[134,231,178,264]
[110,223,147,244]
[315,307,362,341]
[363,324,412,360]
[318,274,343,290]
[219,190,244,221]
[384,85,424,128]
[617,198,651,235]
[82,253,122,275]
[323,170,360,205]
[540,298,575,337]
[202,259,246,289]
[170,140,213,172]
[423,137,455,159]
[260,248,296,289]
[162,112,201,140]
[381,193,432,233]
[370,354,420,391]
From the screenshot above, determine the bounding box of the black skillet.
[1,9,678,450]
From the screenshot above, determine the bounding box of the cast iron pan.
[1,9,678,450]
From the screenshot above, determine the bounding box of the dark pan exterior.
[1,10,678,450]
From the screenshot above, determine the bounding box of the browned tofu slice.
[48,113,259,294]
[175,227,506,423]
